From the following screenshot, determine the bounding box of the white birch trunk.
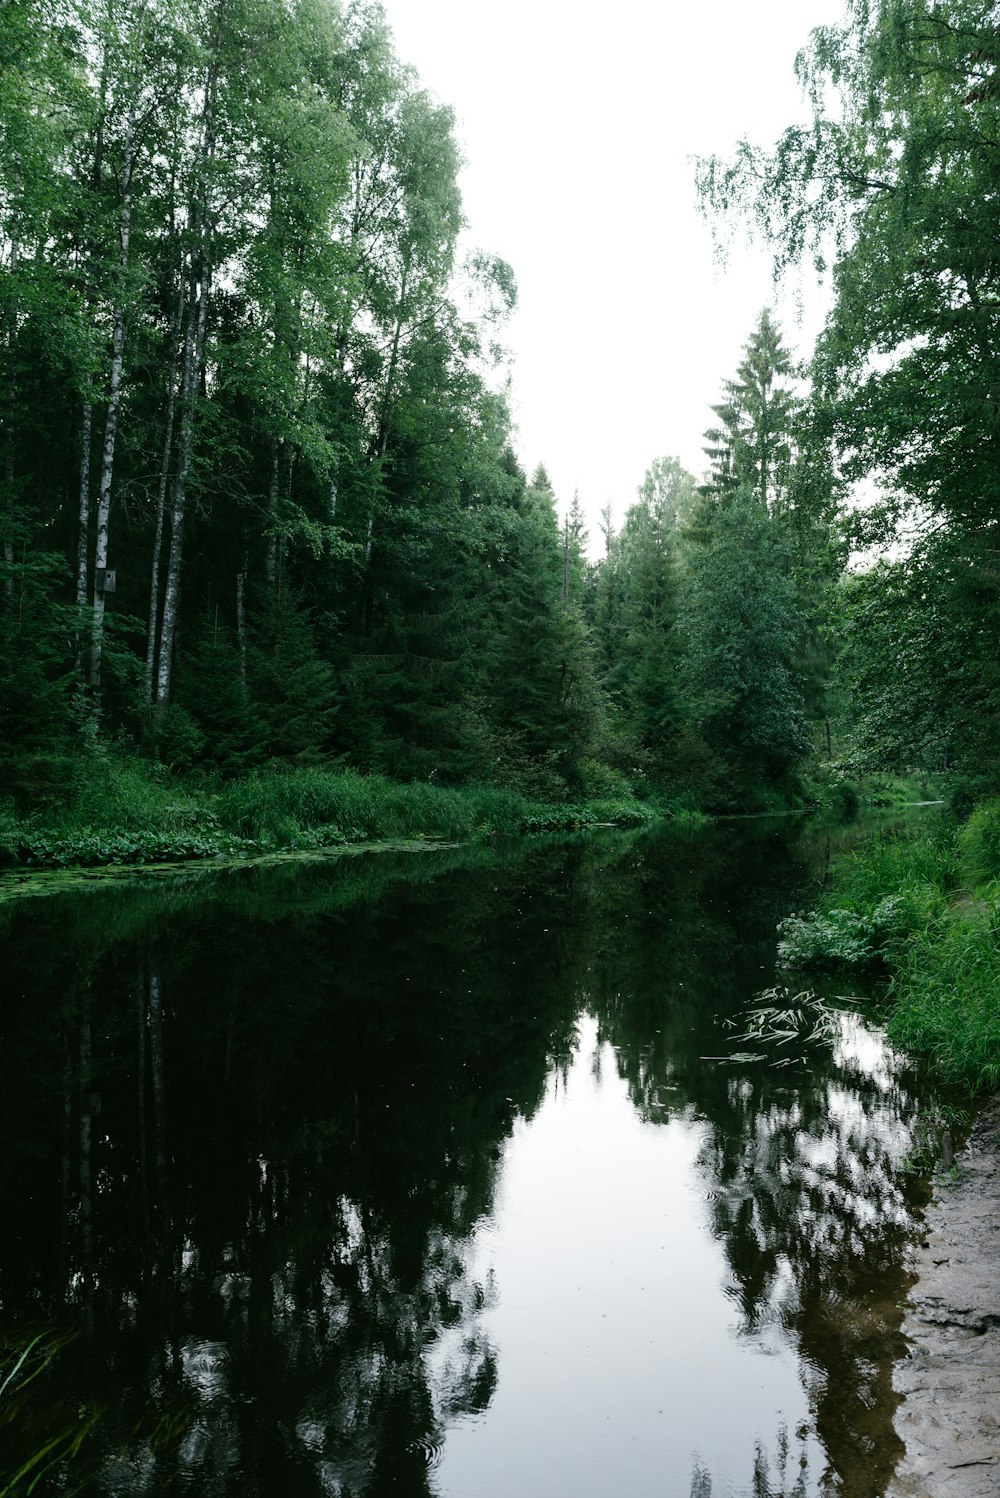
[89,102,137,690]
[144,287,184,709]
[76,391,93,616]
[152,9,221,717]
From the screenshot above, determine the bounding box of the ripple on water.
[410,1434,445,1470]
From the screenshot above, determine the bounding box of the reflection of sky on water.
[0,821,930,1498]
[431,1015,824,1498]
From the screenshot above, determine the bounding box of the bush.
[774,808,1000,1089]
[778,883,947,969]
[577,758,634,801]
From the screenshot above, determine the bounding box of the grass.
[888,908,1000,1090]
[804,767,945,818]
[778,819,953,969]
[0,756,660,873]
[776,802,1000,1091]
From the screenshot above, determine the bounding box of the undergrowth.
[0,757,659,871]
[777,803,1000,1090]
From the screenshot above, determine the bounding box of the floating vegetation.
[707,988,854,1069]
[740,988,842,1050]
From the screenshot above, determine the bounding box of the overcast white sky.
[381,0,847,539]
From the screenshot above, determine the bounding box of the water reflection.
[0,822,929,1496]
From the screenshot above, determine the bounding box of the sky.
[380,0,848,539]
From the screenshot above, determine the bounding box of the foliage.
[774,810,1000,1088]
[0,0,851,837]
[681,495,811,799]
[777,888,945,969]
[731,987,844,1067]
[0,1326,99,1497]
[699,0,1000,784]
[888,908,1000,1090]
[702,308,799,510]
[778,816,953,967]
[957,796,1000,886]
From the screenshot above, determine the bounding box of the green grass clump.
[888,903,1000,1090]
[957,796,1000,886]
[213,770,657,846]
[776,807,1000,1089]
[778,819,953,971]
[213,768,526,845]
[1,759,657,872]
[830,824,956,906]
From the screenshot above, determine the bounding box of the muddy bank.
[888,1097,1000,1497]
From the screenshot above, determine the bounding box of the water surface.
[0,820,930,1496]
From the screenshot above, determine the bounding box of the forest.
[0,0,998,844]
[3,3,1000,1489]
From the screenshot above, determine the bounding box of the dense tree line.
[0,0,572,793]
[701,0,1000,793]
[18,0,994,817]
[0,0,843,814]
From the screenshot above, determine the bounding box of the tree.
[681,496,810,800]
[491,467,602,795]
[834,529,1000,781]
[698,0,1000,779]
[612,457,696,768]
[702,309,799,511]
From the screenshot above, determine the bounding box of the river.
[0,817,935,1496]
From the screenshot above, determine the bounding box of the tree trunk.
[153,18,221,718]
[154,255,212,714]
[236,556,248,687]
[74,390,93,668]
[265,443,280,589]
[3,161,20,602]
[144,286,184,709]
[89,101,137,692]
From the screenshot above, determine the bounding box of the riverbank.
[777,800,1000,1091]
[0,758,670,875]
[772,801,1000,1492]
[888,1096,1000,1498]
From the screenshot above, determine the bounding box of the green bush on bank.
[777,820,953,970]
[778,886,948,969]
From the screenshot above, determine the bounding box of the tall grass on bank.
[0,758,658,870]
[213,767,528,844]
[778,818,953,970]
[888,912,1000,1090]
[778,802,1000,1091]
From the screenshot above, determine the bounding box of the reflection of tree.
[692,1424,815,1498]
[589,822,924,1498]
[0,841,595,1495]
[0,819,929,1497]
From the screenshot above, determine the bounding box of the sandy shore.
[888,1097,1000,1497]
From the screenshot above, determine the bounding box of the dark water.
[0,820,931,1497]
